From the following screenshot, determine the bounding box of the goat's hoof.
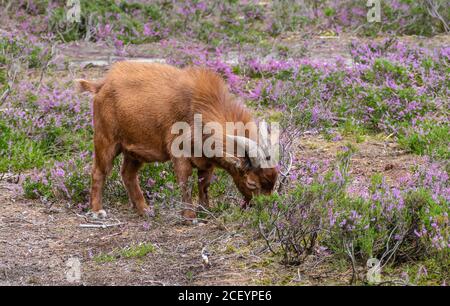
[137,205,151,217]
[182,218,198,226]
[181,209,197,225]
[88,209,107,219]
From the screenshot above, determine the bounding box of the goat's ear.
[244,151,254,169]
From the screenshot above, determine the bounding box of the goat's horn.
[223,152,242,169]
[225,135,266,168]
[257,122,271,157]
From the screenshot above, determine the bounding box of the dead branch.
[344,240,358,285]
[79,222,123,229]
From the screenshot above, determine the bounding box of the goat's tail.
[75,79,104,94]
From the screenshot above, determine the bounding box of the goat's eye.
[266,156,271,161]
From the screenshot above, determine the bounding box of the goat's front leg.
[172,158,195,221]
[198,167,214,209]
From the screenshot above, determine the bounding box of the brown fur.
[77,62,278,221]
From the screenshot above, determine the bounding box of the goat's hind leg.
[89,137,119,219]
[121,154,149,216]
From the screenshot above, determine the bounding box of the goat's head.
[223,131,278,206]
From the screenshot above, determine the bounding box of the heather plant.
[0,122,48,172]
[22,150,90,203]
[22,170,53,200]
[4,0,448,48]
[246,144,448,283]
[0,31,53,99]
[252,145,355,265]
[0,34,61,172]
[241,39,449,157]
[268,0,449,36]
[48,0,166,44]
[0,33,52,70]
[253,184,328,265]
[327,175,420,264]
[9,0,268,46]
[399,121,449,159]
[0,78,92,171]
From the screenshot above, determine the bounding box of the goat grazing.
[77,62,278,221]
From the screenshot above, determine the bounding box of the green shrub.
[244,145,448,277]
[0,122,48,173]
[399,122,449,159]
[0,35,51,69]
[23,176,53,200]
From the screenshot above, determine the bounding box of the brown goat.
[77,62,278,221]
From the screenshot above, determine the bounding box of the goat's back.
[93,62,193,160]
[89,61,251,162]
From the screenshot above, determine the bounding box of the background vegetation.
[0,0,448,285]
